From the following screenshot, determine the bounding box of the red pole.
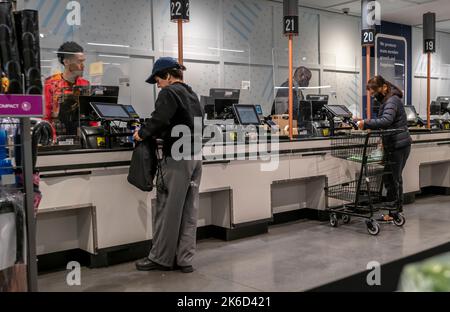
[288,34,294,140]
[178,20,184,65]
[427,52,431,129]
[366,46,371,119]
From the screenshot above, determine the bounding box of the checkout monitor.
[91,85,120,97]
[214,98,238,119]
[122,105,140,119]
[233,104,261,126]
[255,104,264,116]
[323,105,353,119]
[208,88,241,120]
[436,96,450,114]
[306,94,329,102]
[79,95,118,119]
[210,88,240,100]
[90,102,132,120]
[300,100,328,122]
[404,105,418,124]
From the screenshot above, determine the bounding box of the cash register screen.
[91,102,130,120]
[234,105,261,125]
[255,104,263,116]
[325,105,353,118]
[404,106,417,122]
[122,105,140,119]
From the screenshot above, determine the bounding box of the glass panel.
[272,48,339,138]
[417,49,450,130]
[19,0,133,149]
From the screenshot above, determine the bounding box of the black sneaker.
[135,258,171,272]
[174,264,194,273]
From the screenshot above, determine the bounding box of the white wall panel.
[412,27,450,115]
[153,0,220,58]
[322,71,362,116]
[223,0,273,64]
[22,0,153,51]
[320,11,361,70]
[80,0,153,51]
[273,4,320,67]
[184,62,220,98]
[130,58,155,118]
[224,64,273,114]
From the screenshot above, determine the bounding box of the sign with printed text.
[424,39,435,53]
[362,29,376,46]
[170,0,190,22]
[375,34,408,101]
[283,16,299,35]
[0,95,43,117]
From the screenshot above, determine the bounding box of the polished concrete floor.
[38,195,450,292]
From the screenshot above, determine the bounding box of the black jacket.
[139,82,203,157]
[363,88,412,151]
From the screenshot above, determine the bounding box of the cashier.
[357,75,412,220]
[44,41,90,134]
[271,66,312,117]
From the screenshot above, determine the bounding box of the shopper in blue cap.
[134,57,203,273]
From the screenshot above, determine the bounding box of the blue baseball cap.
[146,57,181,84]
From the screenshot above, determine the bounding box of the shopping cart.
[324,130,406,235]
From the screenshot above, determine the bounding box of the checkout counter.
[34,90,450,269]
[50,85,141,150]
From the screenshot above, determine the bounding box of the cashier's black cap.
[146,57,183,84]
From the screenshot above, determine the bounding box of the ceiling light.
[87,42,130,48]
[99,54,130,59]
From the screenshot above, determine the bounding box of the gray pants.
[149,157,202,267]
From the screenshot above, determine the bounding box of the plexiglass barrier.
[19,0,133,147]
[416,50,450,130]
[272,47,360,137]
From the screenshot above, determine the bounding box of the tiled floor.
[38,195,450,292]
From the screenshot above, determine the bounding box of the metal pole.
[21,118,38,292]
[427,52,431,129]
[366,46,371,119]
[288,34,294,140]
[178,20,184,65]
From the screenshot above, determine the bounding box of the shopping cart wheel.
[366,220,380,236]
[392,213,406,227]
[330,214,338,227]
[342,215,351,224]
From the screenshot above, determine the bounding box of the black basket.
[330,132,381,162]
[330,130,404,163]
[365,163,386,177]
[326,175,384,203]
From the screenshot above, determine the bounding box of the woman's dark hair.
[367,75,403,98]
[155,64,187,81]
[57,41,84,65]
[293,66,312,82]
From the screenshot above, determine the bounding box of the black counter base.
[404,186,450,205]
[271,208,329,225]
[420,186,450,196]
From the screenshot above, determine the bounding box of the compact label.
[0,95,43,117]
